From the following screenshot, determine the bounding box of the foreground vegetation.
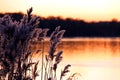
[0,8,80,80]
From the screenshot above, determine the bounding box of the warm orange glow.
[0,0,120,22]
[0,0,120,21]
[31,38,120,80]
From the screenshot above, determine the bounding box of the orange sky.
[0,0,120,22]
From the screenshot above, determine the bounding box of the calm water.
[34,38,120,80]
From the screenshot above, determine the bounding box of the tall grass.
[0,8,78,80]
[40,26,72,80]
[0,7,42,80]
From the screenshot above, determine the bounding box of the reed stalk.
[41,40,44,80]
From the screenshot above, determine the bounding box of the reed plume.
[60,64,71,80]
[0,7,74,80]
[0,7,48,80]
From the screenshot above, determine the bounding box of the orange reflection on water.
[33,38,120,80]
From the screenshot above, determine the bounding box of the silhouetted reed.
[42,26,70,80]
[0,8,76,80]
[0,7,44,80]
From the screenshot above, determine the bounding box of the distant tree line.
[0,12,120,37]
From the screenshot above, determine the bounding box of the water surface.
[35,38,120,80]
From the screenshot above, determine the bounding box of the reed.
[0,8,78,80]
[0,7,44,80]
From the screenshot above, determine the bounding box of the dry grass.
[0,8,80,80]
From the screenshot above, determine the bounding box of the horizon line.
[0,11,119,23]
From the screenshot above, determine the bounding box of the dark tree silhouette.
[1,12,120,37]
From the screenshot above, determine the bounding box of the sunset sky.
[0,0,120,22]
[1,1,120,80]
